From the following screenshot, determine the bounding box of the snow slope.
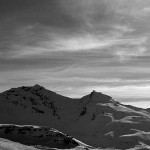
[0,138,39,150]
[1,85,150,149]
[0,124,79,149]
[0,124,93,150]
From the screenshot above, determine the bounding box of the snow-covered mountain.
[1,85,150,149]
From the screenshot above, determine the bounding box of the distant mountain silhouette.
[1,85,150,149]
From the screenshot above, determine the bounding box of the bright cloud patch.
[0,0,150,108]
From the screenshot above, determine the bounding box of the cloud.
[122,100,150,108]
[115,47,146,61]
[1,0,150,107]
[65,85,150,99]
[4,28,147,59]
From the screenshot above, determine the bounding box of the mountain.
[1,85,150,149]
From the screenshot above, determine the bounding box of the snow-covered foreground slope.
[1,85,150,149]
[0,128,150,150]
[0,138,39,150]
[0,124,79,149]
[0,124,93,150]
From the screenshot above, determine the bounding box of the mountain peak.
[32,84,44,90]
[89,90,106,98]
[90,90,101,95]
[16,84,45,92]
[80,90,112,104]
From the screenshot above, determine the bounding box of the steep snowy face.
[0,85,78,122]
[0,85,61,120]
[0,124,79,149]
[77,90,117,121]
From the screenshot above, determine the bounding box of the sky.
[1,0,150,108]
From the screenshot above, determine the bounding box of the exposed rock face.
[1,85,150,149]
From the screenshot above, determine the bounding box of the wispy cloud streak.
[0,0,150,108]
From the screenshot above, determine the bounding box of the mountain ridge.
[2,84,109,100]
[1,85,150,149]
